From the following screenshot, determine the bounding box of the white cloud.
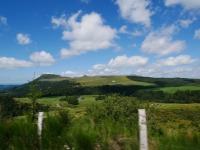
[60,48,79,58]
[92,64,107,70]
[141,26,186,56]
[194,29,200,39]
[88,55,148,76]
[61,71,83,77]
[51,14,68,29]
[81,0,90,3]
[0,57,33,69]
[134,64,200,78]
[131,30,143,36]
[165,0,200,9]
[30,51,55,66]
[179,19,194,28]
[87,55,199,78]
[88,66,119,76]
[115,0,152,27]
[52,11,117,58]
[108,55,148,68]
[16,33,31,45]
[131,44,137,48]
[118,25,143,36]
[119,25,128,34]
[156,55,198,66]
[0,16,7,25]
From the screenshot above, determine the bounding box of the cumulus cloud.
[61,71,83,77]
[165,0,200,9]
[194,29,200,39]
[88,65,119,76]
[133,55,198,78]
[141,26,186,56]
[134,64,200,78]
[16,33,31,45]
[87,55,199,78]
[108,55,148,68]
[0,57,33,69]
[30,51,55,66]
[87,55,148,76]
[52,11,117,58]
[0,16,7,25]
[115,0,152,27]
[156,55,198,66]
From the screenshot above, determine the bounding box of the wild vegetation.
[0,74,200,149]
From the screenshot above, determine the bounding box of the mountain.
[1,74,78,97]
[0,85,20,92]
[37,74,62,79]
[2,74,200,97]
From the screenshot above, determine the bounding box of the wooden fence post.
[138,109,148,150]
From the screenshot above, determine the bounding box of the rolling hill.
[1,74,200,97]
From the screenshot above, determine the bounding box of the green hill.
[74,75,153,86]
[2,74,200,97]
[37,74,72,82]
[127,76,200,87]
[36,74,154,86]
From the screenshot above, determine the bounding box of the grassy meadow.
[148,102,200,150]
[2,75,200,149]
[38,75,154,87]
[11,95,200,149]
[154,86,200,93]
[75,76,154,86]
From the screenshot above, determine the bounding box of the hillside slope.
[2,74,200,97]
[74,75,154,86]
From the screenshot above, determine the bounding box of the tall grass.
[0,119,39,150]
[152,130,200,150]
[0,95,200,149]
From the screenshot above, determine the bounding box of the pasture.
[154,86,200,93]
[73,76,154,86]
[8,96,200,149]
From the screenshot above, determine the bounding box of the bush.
[87,94,148,124]
[95,95,107,101]
[60,96,79,105]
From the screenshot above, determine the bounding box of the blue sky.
[0,0,200,83]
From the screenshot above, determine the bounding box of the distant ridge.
[37,74,62,80]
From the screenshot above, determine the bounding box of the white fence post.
[37,112,44,137]
[138,109,148,150]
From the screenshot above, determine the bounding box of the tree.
[60,96,79,105]
[27,77,43,121]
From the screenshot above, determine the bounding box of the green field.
[15,97,63,105]
[74,76,153,86]
[38,75,154,86]
[9,96,200,149]
[16,96,200,109]
[16,95,96,105]
[15,95,99,116]
[154,86,200,93]
[155,103,200,110]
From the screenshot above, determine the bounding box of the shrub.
[60,96,79,105]
[87,94,147,124]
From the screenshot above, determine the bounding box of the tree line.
[134,90,200,103]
